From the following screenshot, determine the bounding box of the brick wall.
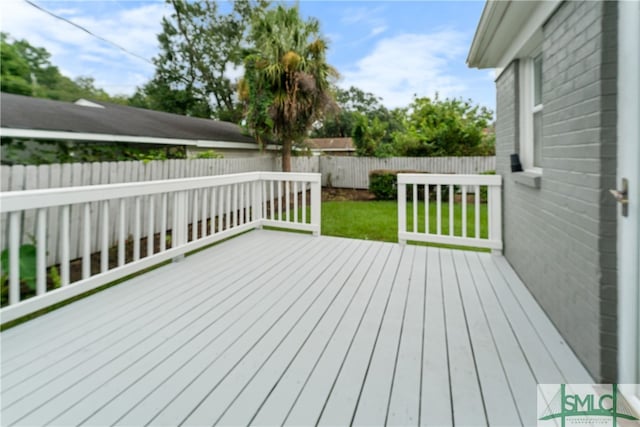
[495,1,618,381]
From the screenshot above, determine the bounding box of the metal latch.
[609,178,629,217]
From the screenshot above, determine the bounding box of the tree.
[0,34,32,95]
[311,86,387,138]
[129,77,212,118]
[311,85,405,158]
[352,113,396,157]
[147,0,268,121]
[240,4,338,171]
[393,95,495,157]
[1,32,127,103]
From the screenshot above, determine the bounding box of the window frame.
[518,51,544,173]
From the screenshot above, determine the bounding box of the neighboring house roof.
[0,92,258,150]
[305,137,355,152]
[467,0,561,70]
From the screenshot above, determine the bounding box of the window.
[533,54,543,167]
[519,53,543,172]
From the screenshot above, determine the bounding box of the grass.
[321,200,490,252]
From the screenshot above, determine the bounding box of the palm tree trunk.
[282,139,292,172]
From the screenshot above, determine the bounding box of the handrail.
[0,172,321,323]
[397,173,502,251]
[0,172,321,212]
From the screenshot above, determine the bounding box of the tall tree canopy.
[351,110,406,157]
[311,85,401,139]
[240,4,338,171]
[137,0,268,120]
[0,33,123,103]
[1,34,32,96]
[393,95,495,157]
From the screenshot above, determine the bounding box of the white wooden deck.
[1,229,592,427]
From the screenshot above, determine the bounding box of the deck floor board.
[440,249,487,426]
[251,242,379,427]
[0,229,592,427]
[452,250,521,426]
[420,247,453,426]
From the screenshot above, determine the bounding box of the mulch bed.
[322,188,376,202]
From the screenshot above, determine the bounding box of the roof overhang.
[467,0,561,74]
[0,128,263,151]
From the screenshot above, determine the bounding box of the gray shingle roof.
[0,93,255,144]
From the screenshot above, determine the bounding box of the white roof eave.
[467,0,561,75]
[0,128,260,150]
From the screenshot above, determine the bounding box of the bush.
[369,169,426,200]
[194,149,223,159]
[369,170,397,200]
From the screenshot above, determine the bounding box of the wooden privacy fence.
[316,156,495,189]
[397,173,503,251]
[1,156,495,193]
[0,172,321,322]
[1,157,275,193]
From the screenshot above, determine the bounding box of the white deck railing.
[397,174,502,251]
[0,172,321,323]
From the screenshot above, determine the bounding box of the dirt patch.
[322,187,376,202]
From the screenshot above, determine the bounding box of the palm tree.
[240,5,338,171]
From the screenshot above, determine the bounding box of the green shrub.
[0,244,37,291]
[369,169,397,200]
[369,169,426,200]
[194,150,223,159]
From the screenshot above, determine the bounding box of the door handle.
[610,178,629,217]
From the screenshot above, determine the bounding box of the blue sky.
[1,0,495,111]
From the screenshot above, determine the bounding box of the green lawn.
[321,200,489,252]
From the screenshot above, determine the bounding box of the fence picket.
[100,201,109,273]
[9,212,20,304]
[82,203,91,279]
[69,163,83,260]
[22,166,38,253]
[37,209,47,293]
[134,196,141,261]
[475,185,480,239]
[160,193,167,252]
[148,195,155,257]
[118,199,126,267]
[47,164,61,265]
[60,205,70,286]
[90,162,102,255]
[449,184,454,236]
[201,189,208,237]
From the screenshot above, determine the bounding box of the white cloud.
[369,26,388,37]
[339,5,388,46]
[340,6,386,25]
[340,31,469,109]
[1,0,167,96]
